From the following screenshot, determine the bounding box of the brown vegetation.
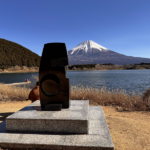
[71,84,150,111]
[0,75,39,102]
[0,83,31,102]
[0,38,41,69]
[142,88,150,110]
[1,63,150,73]
[0,65,39,73]
[0,79,150,111]
[66,64,150,71]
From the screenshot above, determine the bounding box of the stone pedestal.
[6,100,89,134]
[0,100,114,150]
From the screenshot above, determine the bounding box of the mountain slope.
[0,38,41,69]
[68,40,150,65]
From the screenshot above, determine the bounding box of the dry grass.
[0,75,39,102]
[142,88,150,110]
[71,84,150,111]
[0,78,150,111]
[0,83,31,102]
[3,65,39,73]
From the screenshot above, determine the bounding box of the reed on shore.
[71,84,150,111]
[0,75,150,111]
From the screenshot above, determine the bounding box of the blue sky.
[0,0,150,58]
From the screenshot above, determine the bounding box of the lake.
[0,69,150,95]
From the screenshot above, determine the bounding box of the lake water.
[0,69,150,95]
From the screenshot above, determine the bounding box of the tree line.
[1,38,150,71]
[0,38,41,69]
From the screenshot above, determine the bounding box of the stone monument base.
[6,100,89,134]
[0,100,114,150]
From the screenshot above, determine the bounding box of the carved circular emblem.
[40,73,61,97]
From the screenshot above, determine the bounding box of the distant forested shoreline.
[66,63,150,70]
[1,63,150,73]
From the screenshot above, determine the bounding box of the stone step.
[6,100,89,134]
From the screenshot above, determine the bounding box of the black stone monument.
[39,43,70,111]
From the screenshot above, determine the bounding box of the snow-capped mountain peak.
[67,40,150,66]
[70,40,109,54]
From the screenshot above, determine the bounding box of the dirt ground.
[0,101,150,150]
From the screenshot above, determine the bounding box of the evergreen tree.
[0,38,41,69]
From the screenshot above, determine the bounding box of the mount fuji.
[67,40,150,66]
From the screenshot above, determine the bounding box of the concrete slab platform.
[6,100,89,134]
[0,100,114,150]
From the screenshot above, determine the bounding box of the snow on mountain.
[70,40,109,55]
[67,40,150,66]
[68,40,150,66]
